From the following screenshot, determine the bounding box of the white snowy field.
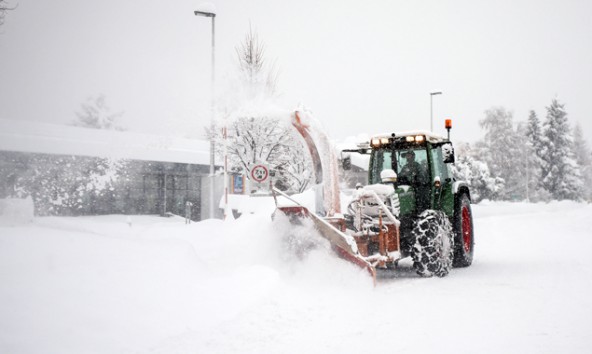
[1,201,592,354]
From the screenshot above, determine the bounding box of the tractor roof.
[370,130,448,144]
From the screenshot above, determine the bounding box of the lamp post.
[430,91,442,132]
[194,9,217,219]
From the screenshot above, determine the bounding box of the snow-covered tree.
[73,95,125,131]
[234,25,279,98]
[525,110,543,152]
[210,26,311,192]
[540,98,583,200]
[213,115,311,193]
[521,112,548,201]
[476,107,525,200]
[451,142,504,202]
[573,122,592,201]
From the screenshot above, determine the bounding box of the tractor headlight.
[371,137,390,148]
[405,135,425,142]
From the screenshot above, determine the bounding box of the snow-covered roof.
[371,130,448,144]
[0,119,214,165]
[335,131,449,172]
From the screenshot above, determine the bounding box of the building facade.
[0,119,222,220]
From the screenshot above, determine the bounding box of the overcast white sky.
[1,0,591,143]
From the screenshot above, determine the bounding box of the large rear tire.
[411,210,454,277]
[453,193,474,267]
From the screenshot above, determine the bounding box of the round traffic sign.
[250,164,269,183]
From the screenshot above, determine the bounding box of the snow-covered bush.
[451,152,503,203]
[0,151,128,216]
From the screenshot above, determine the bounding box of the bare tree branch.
[235,24,279,97]
[0,0,17,27]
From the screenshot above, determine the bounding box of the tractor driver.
[399,150,425,185]
[399,149,430,212]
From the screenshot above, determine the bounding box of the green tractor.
[273,112,473,281]
[341,128,474,277]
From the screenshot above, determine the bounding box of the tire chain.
[411,210,455,277]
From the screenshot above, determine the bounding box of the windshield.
[370,147,428,185]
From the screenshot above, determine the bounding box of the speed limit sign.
[250,164,269,183]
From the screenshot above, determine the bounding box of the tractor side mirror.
[442,143,455,164]
[342,154,352,170]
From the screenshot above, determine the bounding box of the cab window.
[396,149,428,175]
[370,148,428,184]
[369,149,392,184]
[430,146,449,181]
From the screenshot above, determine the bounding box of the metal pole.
[430,94,433,132]
[194,10,217,219]
[209,15,227,219]
[429,91,442,133]
[210,15,216,219]
[212,15,228,220]
[223,123,229,219]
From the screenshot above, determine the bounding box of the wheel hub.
[461,206,472,253]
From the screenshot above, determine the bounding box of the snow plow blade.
[275,205,377,284]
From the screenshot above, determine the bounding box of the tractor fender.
[452,181,471,201]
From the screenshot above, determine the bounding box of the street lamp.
[194,9,217,219]
[430,91,442,132]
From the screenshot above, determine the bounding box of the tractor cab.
[364,131,455,219]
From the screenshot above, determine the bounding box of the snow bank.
[0,197,34,226]
[223,189,317,216]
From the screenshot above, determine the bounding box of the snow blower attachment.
[273,113,474,283]
[272,189,377,282]
[272,180,404,284]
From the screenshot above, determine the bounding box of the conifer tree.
[525,110,543,153]
[477,107,525,200]
[540,98,583,200]
[573,123,592,201]
[523,110,547,201]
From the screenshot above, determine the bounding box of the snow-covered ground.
[1,201,591,354]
